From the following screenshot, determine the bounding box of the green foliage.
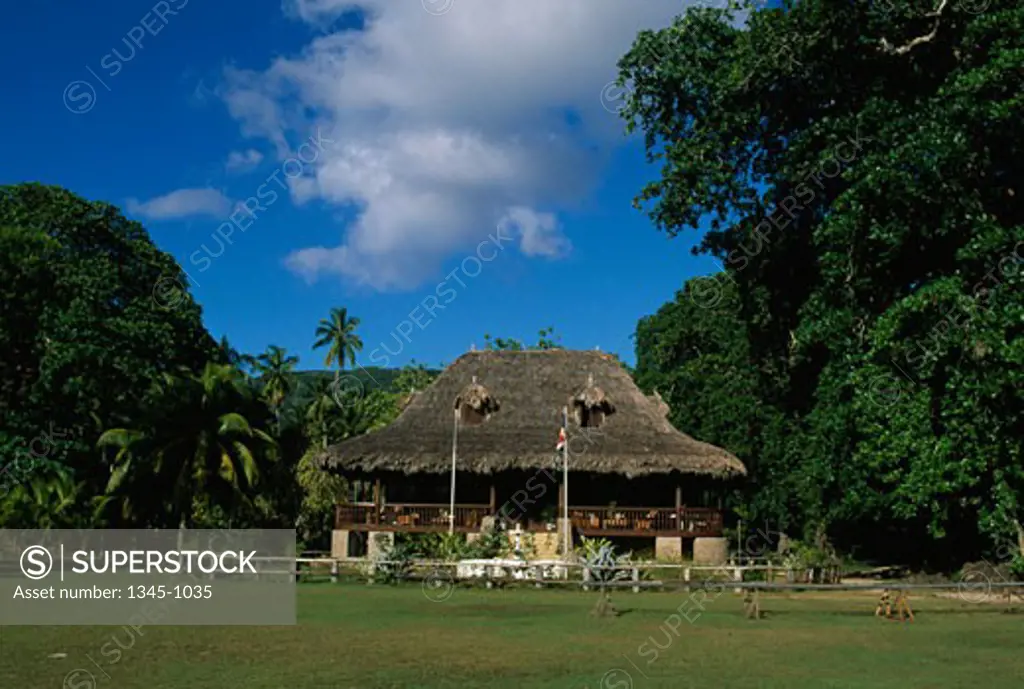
[413,529,515,561]
[0,465,91,529]
[535,326,562,350]
[1009,555,1024,581]
[0,185,217,517]
[303,376,337,451]
[781,540,840,570]
[469,529,513,559]
[392,362,436,393]
[0,186,415,535]
[331,389,400,440]
[574,537,634,583]
[296,450,348,548]
[314,307,363,373]
[369,536,417,584]
[484,326,563,351]
[97,363,276,529]
[575,536,614,562]
[483,333,524,351]
[625,0,1024,567]
[252,345,299,412]
[415,533,467,561]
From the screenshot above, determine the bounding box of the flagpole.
[562,405,569,558]
[450,406,459,535]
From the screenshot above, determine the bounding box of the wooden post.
[373,477,381,525]
[675,485,682,532]
[489,483,496,513]
[632,567,640,594]
[330,560,339,584]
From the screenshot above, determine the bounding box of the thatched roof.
[320,350,746,479]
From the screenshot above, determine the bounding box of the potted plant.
[605,501,627,528]
[605,501,617,522]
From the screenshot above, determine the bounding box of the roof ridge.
[457,349,618,360]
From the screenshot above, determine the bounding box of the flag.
[556,427,566,452]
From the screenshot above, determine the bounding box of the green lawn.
[2,584,1022,688]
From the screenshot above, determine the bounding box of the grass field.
[2,583,1023,688]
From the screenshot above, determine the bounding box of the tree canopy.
[0,184,217,498]
[626,0,1024,566]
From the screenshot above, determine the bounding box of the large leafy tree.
[98,363,276,530]
[295,449,348,550]
[634,276,799,530]
[314,307,363,380]
[621,0,1024,565]
[0,185,217,505]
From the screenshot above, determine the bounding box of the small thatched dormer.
[572,373,616,428]
[455,376,500,426]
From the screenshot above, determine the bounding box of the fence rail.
[263,558,1024,597]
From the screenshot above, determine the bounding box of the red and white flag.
[556,427,566,452]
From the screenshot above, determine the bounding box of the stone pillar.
[331,529,351,558]
[532,532,560,559]
[655,536,683,561]
[693,536,728,565]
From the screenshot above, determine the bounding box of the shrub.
[368,536,417,584]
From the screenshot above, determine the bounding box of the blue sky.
[2,0,727,370]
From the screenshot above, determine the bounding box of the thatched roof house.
[321,350,745,479]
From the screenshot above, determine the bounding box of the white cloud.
[225,148,264,173]
[125,188,232,221]
[500,207,570,259]
[222,0,694,289]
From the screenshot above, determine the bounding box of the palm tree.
[305,376,338,449]
[0,467,84,529]
[252,345,299,414]
[98,363,276,536]
[313,307,363,381]
[218,335,243,366]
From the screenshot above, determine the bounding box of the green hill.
[286,367,440,411]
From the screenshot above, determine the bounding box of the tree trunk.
[1016,521,1024,557]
